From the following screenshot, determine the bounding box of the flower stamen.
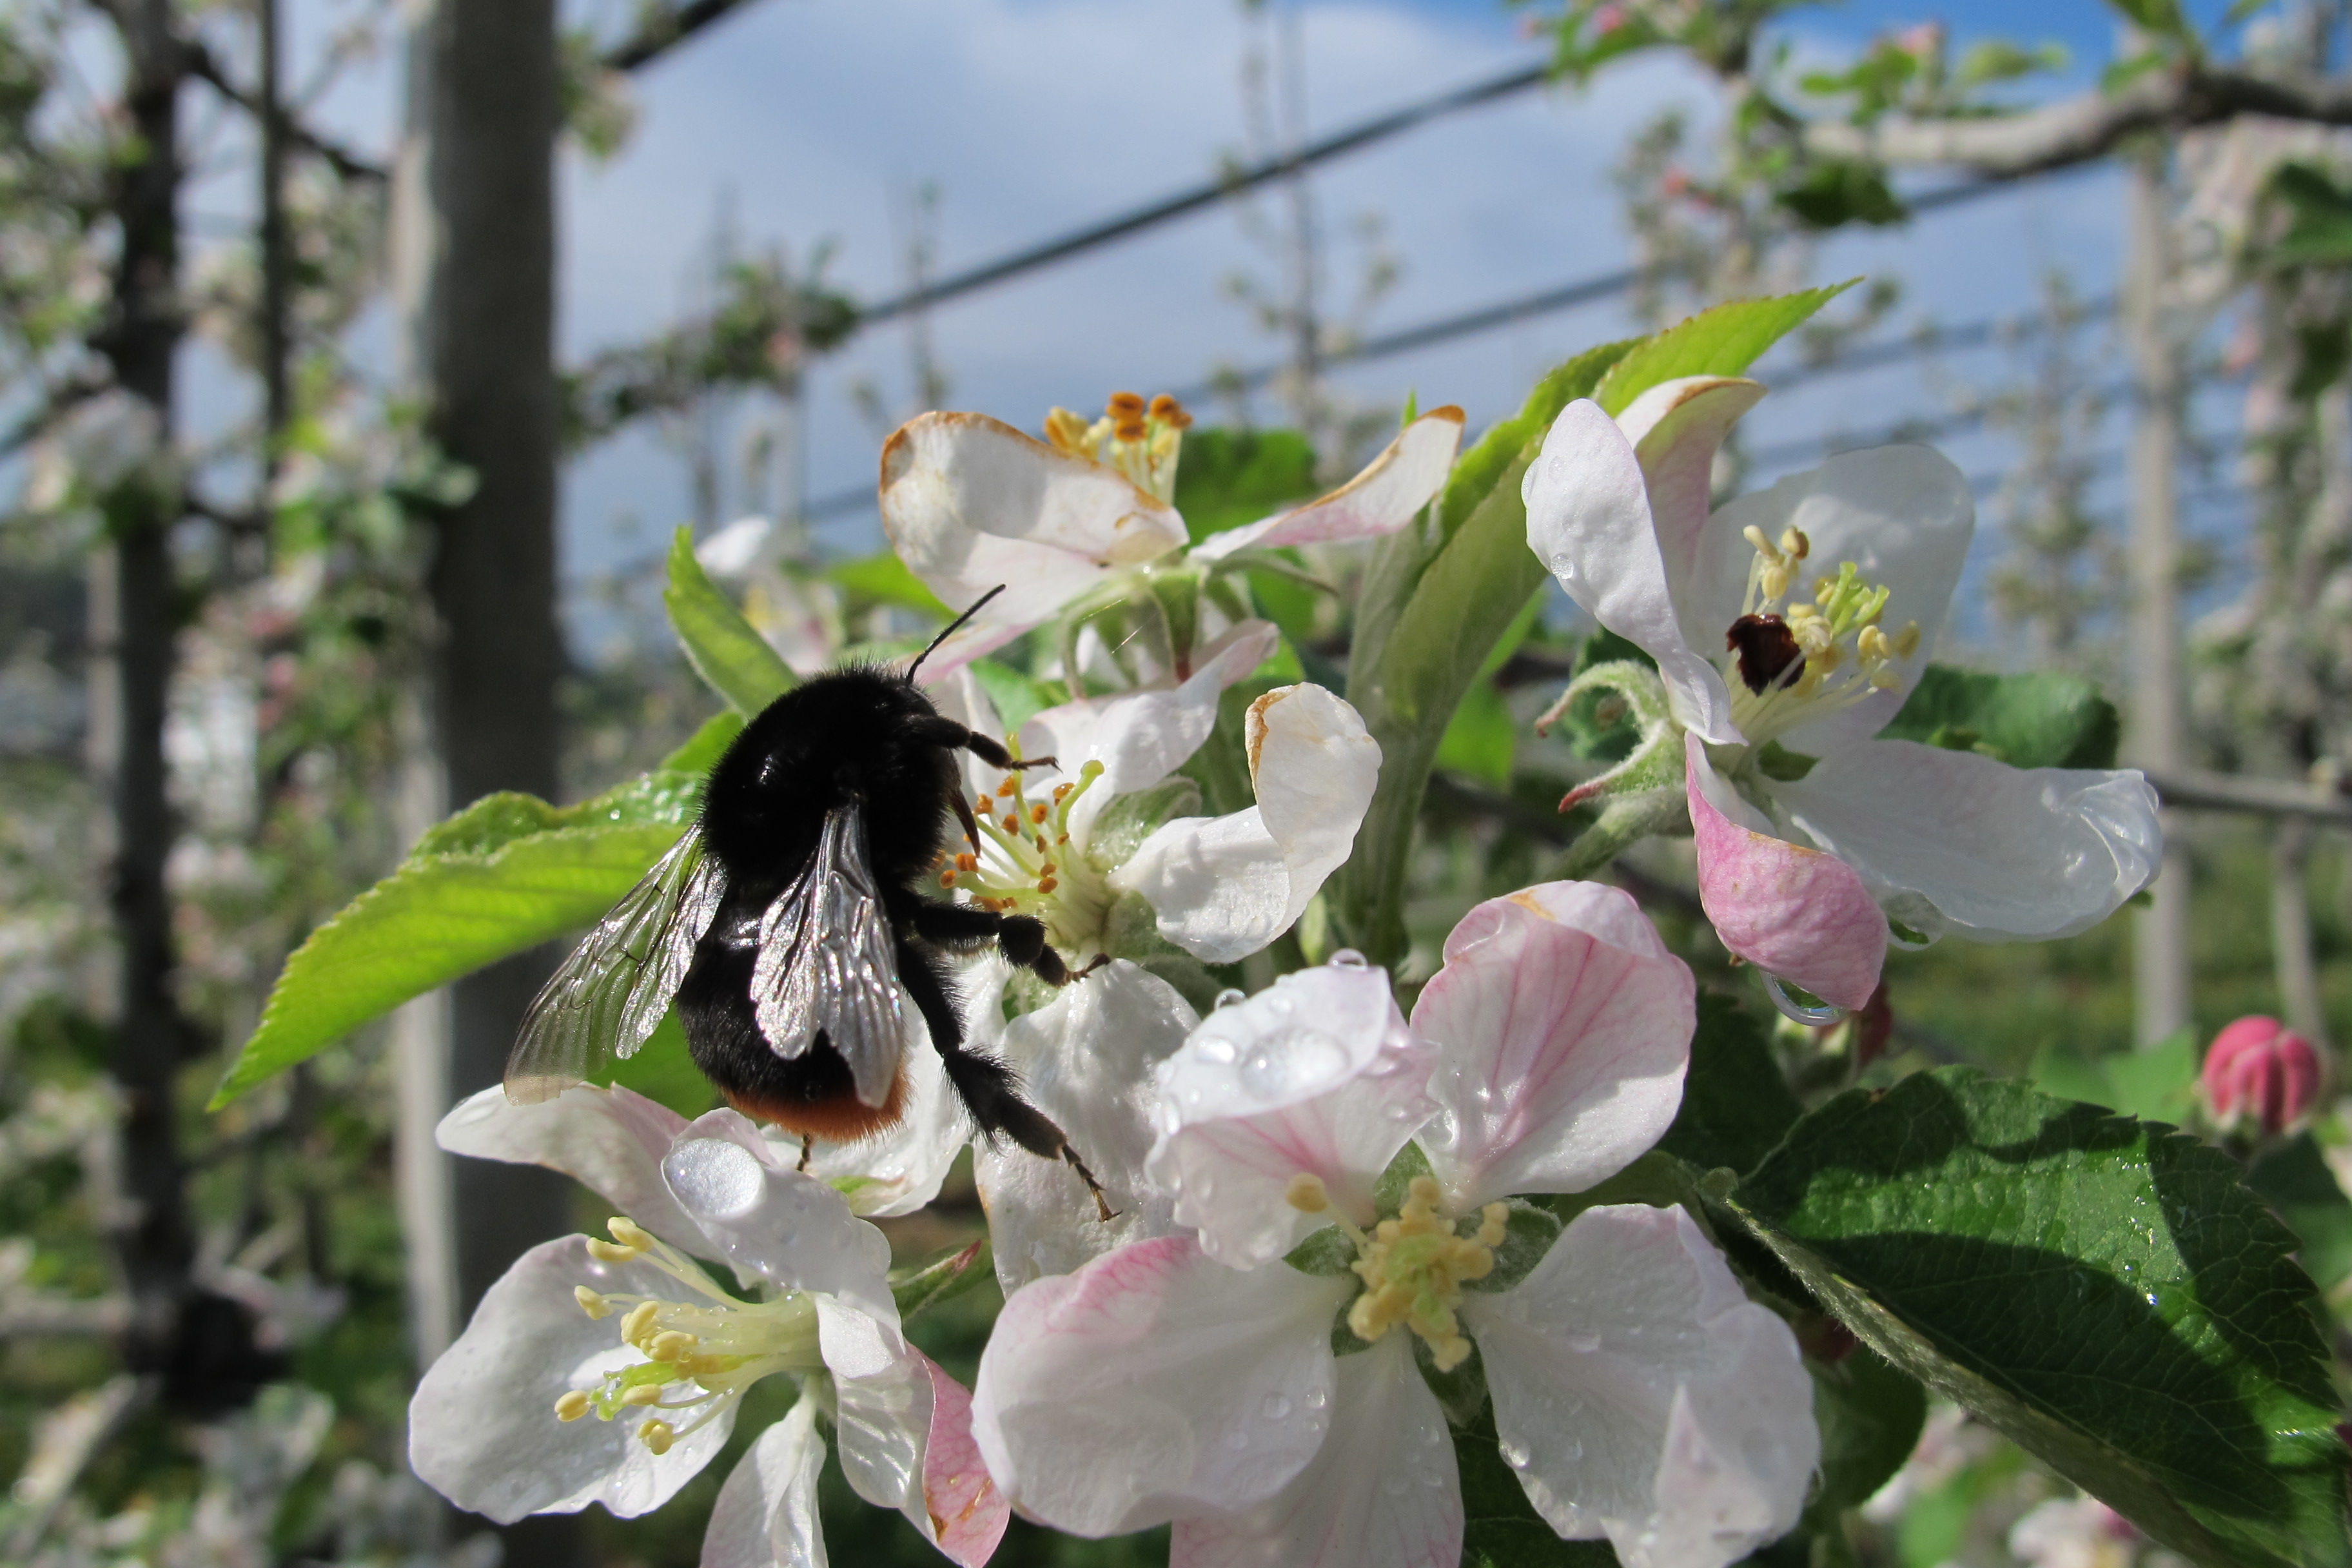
[1040,392,1193,502]
[1723,537,1919,748]
[1329,1175,1508,1375]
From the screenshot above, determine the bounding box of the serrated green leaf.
[1812,1346,1928,1511]
[1171,426,1319,544]
[1725,1068,2348,1568]
[1880,663,2121,769]
[1594,284,1854,416]
[2248,1133,2352,1291]
[1456,1402,1622,1567]
[665,525,795,716]
[1659,993,1803,1175]
[211,817,690,1106]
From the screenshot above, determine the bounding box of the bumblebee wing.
[505,825,725,1104]
[749,802,906,1110]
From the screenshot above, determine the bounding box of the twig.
[183,42,387,184]
[602,0,763,72]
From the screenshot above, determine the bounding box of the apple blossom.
[411,1084,1006,1567]
[879,392,1464,686]
[1524,379,2161,1009]
[970,883,1818,1568]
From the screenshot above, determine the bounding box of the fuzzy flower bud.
[2201,1015,2326,1137]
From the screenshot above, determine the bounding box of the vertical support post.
[2124,143,2191,1048]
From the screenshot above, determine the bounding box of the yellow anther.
[1044,407,1093,454]
[1286,1173,1331,1213]
[1758,562,1790,603]
[939,870,957,888]
[996,779,1017,799]
[1029,803,1049,824]
[1894,621,1921,658]
[640,1420,676,1456]
[586,1238,640,1264]
[609,1217,656,1251]
[955,853,977,872]
[553,1389,591,1422]
[1037,876,1059,894]
[574,1286,612,1320]
[1779,526,1810,560]
[1816,576,1838,605]
[620,1302,660,1346]
[649,1331,697,1363]
[621,1383,665,1407]
[1429,1335,1475,1373]
[1870,669,1901,690]
[1857,625,1890,665]
[1478,1203,1509,1248]
[1001,814,1020,834]
[1052,782,1072,801]
[1741,524,1783,564]
[1106,391,1146,419]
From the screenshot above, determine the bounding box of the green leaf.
[824,549,952,617]
[211,816,689,1106]
[967,658,1063,733]
[2105,0,2192,43]
[889,1240,994,1324]
[1658,993,1803,1175]
[1778,161,1908,230]
[1171,427,1319,544]
[603,1008,717,1117]
[1880,663,2121,769]
[660,710,741,776]
[1812,1346,1929,1512]
[2268,162,2352,270]
[664,525,796,716]
[1593,284,1854,416]
[1456,1402,1622,1568]
[1723,1068,2349,1568]
[2248,1133,2352,1292]
[2030,1031,2199,1128]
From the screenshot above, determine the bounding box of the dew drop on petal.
[1563,1331,1600,1354]
[1763,973,1845,1027]
[1381,1473,1409,1496]
[1261,1393,1291,1420]
[1213,987,1248,1010]
[1499,1438,1531,1471]
[1223,1428,1250,1451]
[1195,1035,1238,1064]
[1326,948,1369,969]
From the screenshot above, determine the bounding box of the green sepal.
[1284,1225,1358,1279]
[663,525,796,716]
[1371,1140,1435,1217]
[1415,1333,1491,1429]
[889,1239,993,1325]
[1559,785,1689,880]
[1462,1200,1563,1296]
[1754,740,1819,781]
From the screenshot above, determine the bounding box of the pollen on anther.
[621,1384,665,1407]
[1037,876,1059,894]
[1028,803,1048,824]
[640,1420,676,1456]
[1286,1173,1330,1213]
[940,870,957,888]
[585,1238,639,1264]
[995,779,1017,799]
[956,853,977,872]
[620,1301,660,1346]
[609,1217,656,1250]
[1107,391,1146,418]
[1001,814,1020,833]
[574,1286,612,1320]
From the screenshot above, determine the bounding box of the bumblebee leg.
[906,715,1058,774]
[797,1135,812,1173]
[896,936,1117,1223]
[899,896,1100,988]
[949,788,985,856]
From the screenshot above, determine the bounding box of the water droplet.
[1327,948,1369,969]
[1763,973,1845,1027]
[1268,995,1292,1015]
[1236,1028,1350,1098]
[1223,1429,1249,1451]
[1499,1438,1531,1470]
[1261,1393,1291,1420]
[1563,1332,1601,1353]
[1381,1473,1409,1496]
[1213,987,1248,1010]
[1564,1438,1583,1461]
[1306,1387,1329,1411]
[1196,1035,1238,1064]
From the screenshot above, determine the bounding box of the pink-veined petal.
[1413,882,1694,1208]
[409,1237,734,1523]
[700,1394,829,1568]
[662,1120,897,1327]
[1770,740,2161,943]
[1680,445,1974,756]
[1462,1204,1816,1568]
[816,1295,935,1538]
[975,961,1195,1295]
[914,1351,1011,1567]
[1170,1335,1460,1568]
[971,1235,1345,1536]
[1525,401,1740,744]
[1190,407,1466,561]
[1146,966,1435,1266]
[1687,736,1886,1011]
[435,1084,710,1259]
[1613,377,1766,596]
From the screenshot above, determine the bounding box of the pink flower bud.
[2201,1015,2325,1136]
[1592,4,1627,35]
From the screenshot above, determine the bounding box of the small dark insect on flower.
[504,588,1113,1217]
[1725,613,1803,694]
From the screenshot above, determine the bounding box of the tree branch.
[1802,62,2352,177]
[601,0,761,73]
[0,373,114,462]
[183,42,387,184]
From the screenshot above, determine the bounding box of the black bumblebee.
[504,591,1108,1209]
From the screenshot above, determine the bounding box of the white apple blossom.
[412,1085,1007,1567]
[1523,379,2160,1009]
[969,883,1818,1568]
[879,393,1464,685]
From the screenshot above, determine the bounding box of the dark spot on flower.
[1726,614,1802,694]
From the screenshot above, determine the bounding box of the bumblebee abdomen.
[674,930,908,1141]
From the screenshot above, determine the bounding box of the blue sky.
[279,0,2246,663]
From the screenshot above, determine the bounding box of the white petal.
[1146,966,1434,1267]
[1246,683,1380,920]
[435,1084,712,1259]
[1464,1205,1817,1568]
[661,1117,897,1327]
[1770,740,2162,941]
[802,1022,965,1219]
[818,1296,931,1520]
[700,1395,829,1568]
[1613,377,1767,594]
[1683,446,1974,755]
[878,412,1186,645]
[409,1237,734,1523]
[972,1236,1346,1536]
[1524,400,1740,744]
[1190,408,1465,561]
[1115,807,1290,964]
[908,1351,1012,1567]
[975,962,1197,1294]
[1170,1335,1461,1568]
[1413,884,1694,1208]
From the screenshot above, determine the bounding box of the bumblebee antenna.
[908,585,1007,681]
